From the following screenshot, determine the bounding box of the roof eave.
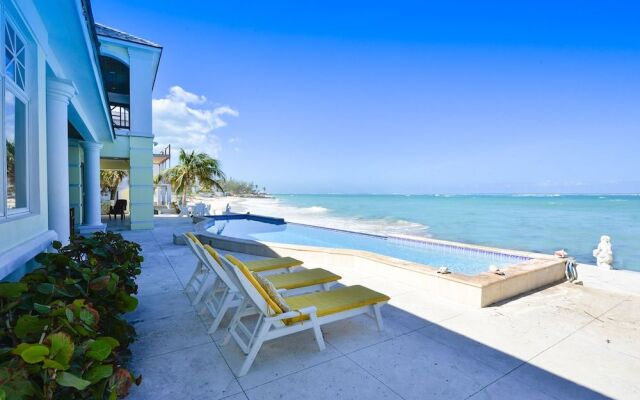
[96,34,163,89]
[78,0,115,140]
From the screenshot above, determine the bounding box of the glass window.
[4,23,25,90]
[5,90,27,210]
[110,104,130,128]
[1,20,30,217]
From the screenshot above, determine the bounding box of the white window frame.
[0,14,30,218]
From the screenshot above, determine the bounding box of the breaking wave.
[234,197,429,237]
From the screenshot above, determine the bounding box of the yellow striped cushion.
[226,255,283,315]
[283,285,390,324]
[203,245,224,267]
[245,257,303,272]
[266,268,341,290]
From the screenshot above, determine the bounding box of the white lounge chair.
[184,232,207,304]
[183,234,341,333]
[183,232,305,304]
[221,255,390,376]
[195,245,245,333]
[184,232,312,305]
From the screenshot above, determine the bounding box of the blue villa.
[0,0,162,279]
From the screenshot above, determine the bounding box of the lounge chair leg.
[193,275,212,305]
[311,319,326,351]
[185,261,203,292]
[208,294,233,334]
[238,321,270,376]
[238,338,263,377]
[223,299,247,346]
[373,304,384,331]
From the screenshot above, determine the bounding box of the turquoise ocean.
[273,194,640,271]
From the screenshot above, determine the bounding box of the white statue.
[592,235,613,269]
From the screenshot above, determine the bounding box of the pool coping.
[192,214,567,307]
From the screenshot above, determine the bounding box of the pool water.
[205,217,530,275]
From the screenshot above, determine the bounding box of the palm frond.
[161,149,226,203]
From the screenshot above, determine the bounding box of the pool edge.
[192,216,567,307]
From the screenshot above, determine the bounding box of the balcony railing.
[110,104,130,129]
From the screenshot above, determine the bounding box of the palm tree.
[155,149,225,205]
[100,170,128,200]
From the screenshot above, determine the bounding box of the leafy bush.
[219,178,264,195]
[0,232,143,399]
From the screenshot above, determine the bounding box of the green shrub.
[0,232,143,399]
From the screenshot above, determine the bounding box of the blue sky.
[93,1,640,194]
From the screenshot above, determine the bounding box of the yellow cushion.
[283,285,390,324]
[185,232,202,245]
[203,245,224,267]
[245,257,303,272]
[225,255,283,315]
[254,273,291,313]
[266,268,341,290]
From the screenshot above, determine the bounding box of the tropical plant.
[100,170,128,201]
[0,232,143,399]
[220,178,263,195]
[154,149,225,205]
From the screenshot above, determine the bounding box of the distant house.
[0,1,162,279]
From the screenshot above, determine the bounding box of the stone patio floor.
[122,217,640,400]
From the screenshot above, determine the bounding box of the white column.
[46,78,76,245]
[80,141,104,229]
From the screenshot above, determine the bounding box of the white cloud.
[152,86,238,160]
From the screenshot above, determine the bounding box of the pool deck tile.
[244,357,403,400]
[124,217,640,400]
[348,331,505,400]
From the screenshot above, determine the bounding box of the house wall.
[129,136,154,229]
[101,134,130,159]
[0,9,54,279]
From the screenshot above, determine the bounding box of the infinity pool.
[205,215,530,275]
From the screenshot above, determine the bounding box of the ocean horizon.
[238,193,640,271]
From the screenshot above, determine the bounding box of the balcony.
[153,144,171,168]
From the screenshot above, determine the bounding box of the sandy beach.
[189,194,250,215]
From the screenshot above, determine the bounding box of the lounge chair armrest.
[267,306,318,321]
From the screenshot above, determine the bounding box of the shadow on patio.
[102,214,131,231]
